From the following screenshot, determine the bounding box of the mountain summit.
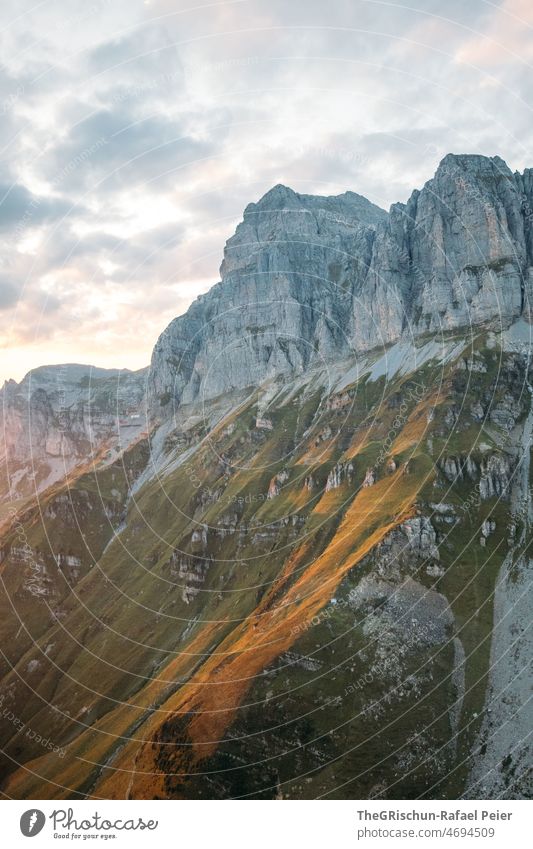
[149,154,533,413]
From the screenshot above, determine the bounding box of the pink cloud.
[455,0,533,67]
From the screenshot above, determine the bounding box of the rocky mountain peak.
[435,152,512,177]
[245,182,299,211]
[243,182,387,226]
[149,153,533,417]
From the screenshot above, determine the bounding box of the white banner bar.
[3,799,531,848]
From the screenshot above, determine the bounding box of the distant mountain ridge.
[0,364,147,501]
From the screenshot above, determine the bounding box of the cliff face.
[149,154,533,413]
[148,185,388,408]
[0,364,147,500]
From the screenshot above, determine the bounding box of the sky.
[0,0,532,383]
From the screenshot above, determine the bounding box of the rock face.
[0,364,147,499]
[149,185,388,409]
[149,154,533,414]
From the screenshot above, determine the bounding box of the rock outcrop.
[0,364,147,499]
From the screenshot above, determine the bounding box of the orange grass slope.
[2,388,435,800]
[95,458,432,798]
[1,615,226,800]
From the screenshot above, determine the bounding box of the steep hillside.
[1,327,532,799]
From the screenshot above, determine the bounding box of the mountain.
[149,154,533,412]
[0,154,532,801]
[0,364,147,504]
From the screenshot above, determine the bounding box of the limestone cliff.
[149,154,533,413]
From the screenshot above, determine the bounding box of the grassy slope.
[1,338,527,799]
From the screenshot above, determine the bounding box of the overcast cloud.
[0,0,531,381]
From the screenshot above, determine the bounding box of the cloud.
[41,106,217,194]
[88,25,184,85]
[455,0,533,67]
[33,220,187,287]
[0,275,20,309]
[0,183,75,233]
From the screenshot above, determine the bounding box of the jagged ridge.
[149,153,533,413]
